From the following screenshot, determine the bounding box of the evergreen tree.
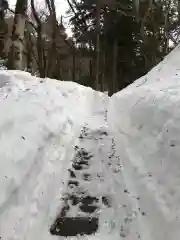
[69,0,180,93]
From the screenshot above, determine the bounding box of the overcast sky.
[8,0,68,16]
[8,0,72,35]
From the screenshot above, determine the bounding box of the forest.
[0,0,180,95]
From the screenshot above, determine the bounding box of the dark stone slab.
[50,217,99,236]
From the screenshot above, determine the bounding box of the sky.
[8,0,68,15]
[8,0,72,36]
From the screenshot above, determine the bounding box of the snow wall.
[0,70,108,239]
[108,44,180,240]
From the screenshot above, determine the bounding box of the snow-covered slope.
[108,44,180,240]
[0,70,108,240]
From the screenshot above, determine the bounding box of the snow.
[1,43,180,240]
[108,44,180,240]
[0,70,108,240]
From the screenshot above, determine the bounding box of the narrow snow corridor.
[2,43,180,239]
[0,69,140,240]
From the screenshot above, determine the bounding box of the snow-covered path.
[0,72,140,239]
[2,44,180,240]
[0,71,110,240]
[49,101,141,240]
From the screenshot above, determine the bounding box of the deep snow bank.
[0,70,108,240]
[108,45,180,240]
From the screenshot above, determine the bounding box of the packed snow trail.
[0,71,141,240]
[50,103,141,240]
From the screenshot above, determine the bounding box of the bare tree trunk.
[25,31,33,72]
[0,0,8,59]
[95,0,100,90]
[89,59,93,84]
[102,9,108,92]
[46,0,57,78]
[178,0,180,22]
[31,0,46,78]
[101,49,106,91]
[55,53,62,79]
[108,40,117,96]
[163,0,171,55]
[112,39,118,92]
[164,12,169,55]
[72,49,76,81]
[8,0,27,70]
